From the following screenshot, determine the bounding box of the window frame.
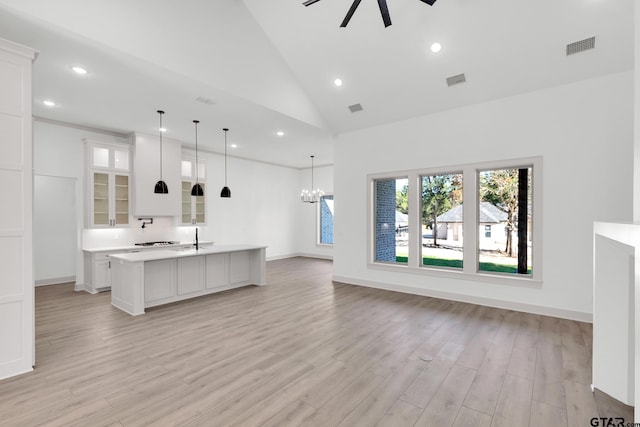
[371,175,409,265]
[367,157,542,286]
[419,171,464,271]
[317,193,334,247]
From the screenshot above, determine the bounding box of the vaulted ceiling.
[0,0,633,168]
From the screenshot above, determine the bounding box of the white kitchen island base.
[109,245,267,315]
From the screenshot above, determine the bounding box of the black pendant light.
[220,128,231,198]
[154,110,169,194]
[191,120,204,197]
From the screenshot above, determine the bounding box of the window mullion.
[408,173,421,268]
[462,166,477,275]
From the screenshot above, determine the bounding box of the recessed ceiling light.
[71,66,87,75]
[430,42,442,53]
[334,78,343,87]
[159,127,167,132]
[42,100,56,107]
[276,131,284,136]
[231,144,237,148]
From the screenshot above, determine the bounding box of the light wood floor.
[0,257,633,426]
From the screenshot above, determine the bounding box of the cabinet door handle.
[108,261,111,268]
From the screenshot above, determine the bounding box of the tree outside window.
[420,173,463,269]
[478,167,532,275]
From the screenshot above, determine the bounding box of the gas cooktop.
[134,241,181,247]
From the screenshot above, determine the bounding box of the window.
[318,195,334,245]
[369,157,541,283]
[478,167,532,276]
[421,173,463,269]
[374,177,408,264]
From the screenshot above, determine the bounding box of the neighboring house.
[435,202,508,250]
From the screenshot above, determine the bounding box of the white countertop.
[82,241,213,253]
[108,244,267,262]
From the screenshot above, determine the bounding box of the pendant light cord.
[224,129,228,185]
[158,110,164,179]
[194,120,199,183]
[311,155,315,190]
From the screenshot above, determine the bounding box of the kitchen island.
[108,244,267,315]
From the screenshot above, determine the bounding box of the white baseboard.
[296,252,333,260]
[332,275,592,323]
[35,276,76,287]
[266,253,333,261]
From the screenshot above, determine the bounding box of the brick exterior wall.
[375,179,396,262]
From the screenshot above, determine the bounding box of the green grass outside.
[395,256,531,275]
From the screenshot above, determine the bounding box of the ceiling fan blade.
[418,0,437,5]
[377,0,392,27]
[302,0,321,6]
[340,0,363,27]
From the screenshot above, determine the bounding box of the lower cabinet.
[83,244,208,294]
[177,256,205,295]
[230,251,251,285]
[142,252,235,307]
[205,253,227,289]
[83,251,125,293]
[144,259,176,303]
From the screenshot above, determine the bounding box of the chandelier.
[301,155,324,203]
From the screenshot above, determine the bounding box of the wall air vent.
[348,103,363,113]
[566,36,595,56]
[195,96,216,105]
[446,73,466,87]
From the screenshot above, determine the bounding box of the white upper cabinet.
[181,154,207,225]
[84,139,131,228]
[132,133,181,217]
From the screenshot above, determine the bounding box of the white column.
[635,1,640,222]
[634,2,640,420]
[0,38,37,380]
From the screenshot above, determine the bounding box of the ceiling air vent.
[446,73,466,87]
[348,103,363,113]
[195,96,216,105]
[566,36,595,56]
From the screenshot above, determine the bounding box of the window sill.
[367,261,542,288]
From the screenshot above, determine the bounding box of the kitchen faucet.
[195,227,199,250]
[138,217,153,229]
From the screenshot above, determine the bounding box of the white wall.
[178,149,302,260]
[296,164,334,259]
[33,119,129,285]
[333,71,634,321]
[33,175,76,285]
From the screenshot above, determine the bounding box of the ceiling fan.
[303,0,437,28]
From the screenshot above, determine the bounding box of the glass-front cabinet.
[85,139,131,228]
[181,156,206,225]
